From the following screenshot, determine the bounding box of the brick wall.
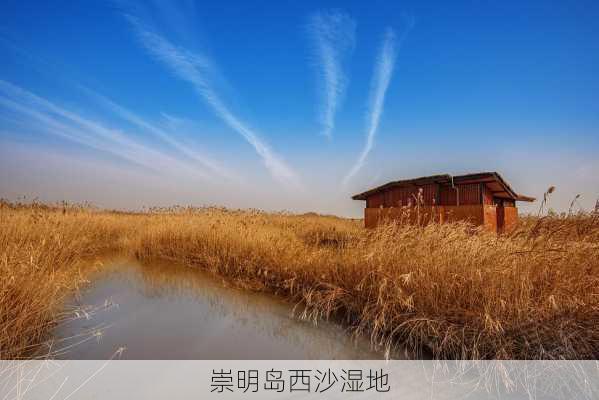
[504,206,518,232]
[364,207,439,228]
[483,205,497,232]
[441,205,485,224]
[364,205,487,230]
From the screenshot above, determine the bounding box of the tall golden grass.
[0,201,137,358]
[1,199,598,359]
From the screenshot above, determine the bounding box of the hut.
[352,172,535,232]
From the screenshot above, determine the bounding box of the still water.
[52,259,401,359]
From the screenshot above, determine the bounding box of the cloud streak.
[0,80,212,180]
[308,10,355,139]
[343,28,398,185]
[83,89,237,181]
[126,16,301,190]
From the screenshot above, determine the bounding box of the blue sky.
[1,0,598,216]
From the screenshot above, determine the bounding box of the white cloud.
[343,28,397,185]
[83,88,237,181]
[0,80,212,181]
[308,10,356,139]
[126,16,302,191]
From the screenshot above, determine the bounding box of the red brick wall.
[364,205,486,229]
[504,206,518,232]
[442,205,485,224]
[364,207,440,228]
[483,205,497,232]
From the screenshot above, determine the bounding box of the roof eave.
[515,195,536,202]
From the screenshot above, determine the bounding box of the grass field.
[1,199,598,360]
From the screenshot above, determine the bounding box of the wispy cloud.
[343,28,399,185]
[82,88,237,181]
[308,10,355,139]
[126,16,301,190]
[0,80,212,180]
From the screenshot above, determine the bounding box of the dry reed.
[1,199,598,359]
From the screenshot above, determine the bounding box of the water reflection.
[53,259,399,359]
